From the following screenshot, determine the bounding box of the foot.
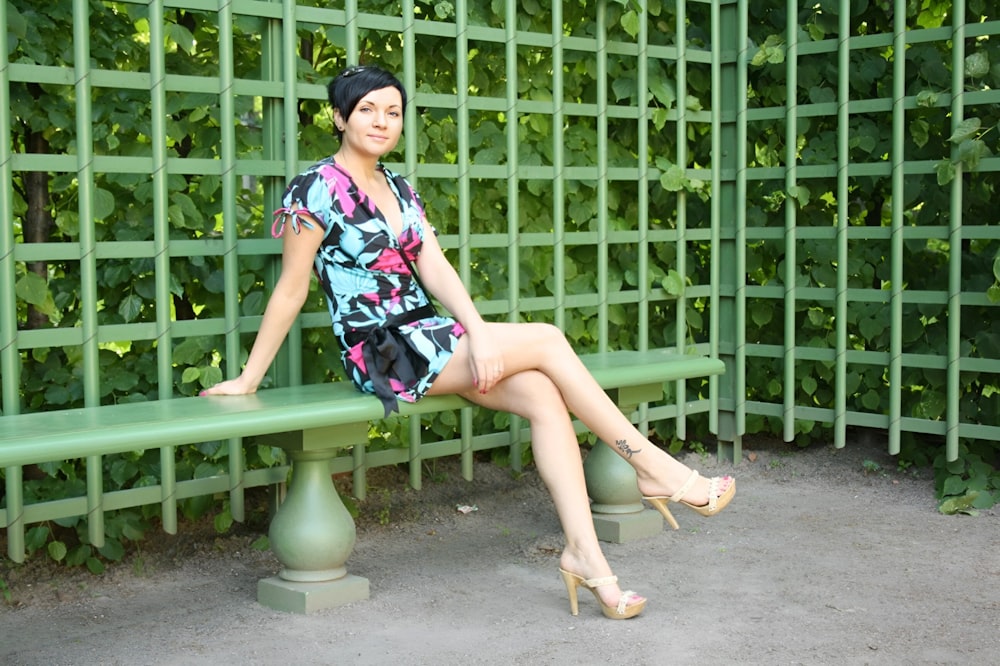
[636,467,734,508]
[559,550,644,613]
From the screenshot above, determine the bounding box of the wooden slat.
[0,351,722,469]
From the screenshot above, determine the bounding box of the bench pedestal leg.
[583,442,663,543]
[257,449,369,613]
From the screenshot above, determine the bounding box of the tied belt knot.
[344,304,437,417]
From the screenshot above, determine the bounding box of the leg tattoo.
[615,439,642,458]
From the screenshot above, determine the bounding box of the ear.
[333,108,345,131]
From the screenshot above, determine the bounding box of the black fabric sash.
[344,303,438,417]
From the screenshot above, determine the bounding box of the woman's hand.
[467,329,505,394]
[200,374,258,396]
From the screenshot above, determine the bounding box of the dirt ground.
[1,434,997,666]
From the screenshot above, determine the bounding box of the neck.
[333,149,380,182]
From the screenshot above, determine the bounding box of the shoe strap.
[705,476,720,512]
[583,575,618,588]
[616,590,638,616]
[669,470,699,503]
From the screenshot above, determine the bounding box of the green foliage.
[744,0,999,507]
[935,442,999,515]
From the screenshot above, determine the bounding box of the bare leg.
[435,368,643,612]
[430,323,733,505]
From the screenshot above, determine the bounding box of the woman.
[203,65,735,620]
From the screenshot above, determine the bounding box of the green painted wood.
[0,350,722,469]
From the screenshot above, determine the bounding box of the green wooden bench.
[0,348,724,613]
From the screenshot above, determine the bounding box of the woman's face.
[335,86,404,158]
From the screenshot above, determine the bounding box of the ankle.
[559,545,612,578]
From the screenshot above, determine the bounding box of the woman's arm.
[415,221,504,392]
[201,217,325,395]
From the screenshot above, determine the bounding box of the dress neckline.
[330,159,407,242]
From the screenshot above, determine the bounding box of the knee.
[510,370,566,418]
[532,322,570,350]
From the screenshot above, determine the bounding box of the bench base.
[257,574,370,614]
[593,508,664,543]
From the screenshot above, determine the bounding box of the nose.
[372,111,387,127]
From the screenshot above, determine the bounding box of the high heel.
[558,568,645,620]
[642,470,735,530]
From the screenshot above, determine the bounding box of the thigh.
[427,321,564,396]
[444,368,565,422]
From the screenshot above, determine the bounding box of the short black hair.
[327,65,408,140]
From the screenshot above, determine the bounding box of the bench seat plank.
[0,350,723,468]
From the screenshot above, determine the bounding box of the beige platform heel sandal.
[558,569,646,620]
[642,470,736,530]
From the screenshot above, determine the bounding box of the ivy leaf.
[938,494,979,515]
[957,138,989,170]
[750,300,773,327]
[214,508,234,534]
[806,308,826,328]
[649,74,676,109]
[651,107,669,131]
[44,385,71,405]
[915,90,939,108]
[181,366,201,384]
[947,117,981,143]
[256,444,280,467]
[787,184,810,207]
[659,164,686,192]
[93,187,116,220]
[917,389,946,420]
[662,269,684,297]
[47,540,68,562]
[620,9,640,38]
[434,2,456,19]
[988,285,1000,304]
[86,557,106,575]
[167,22,196,55]
[801,375,818,396]
[25,525,50,553]
[65,545,89,567]
[964,51,989,79]
[171,192,203,229]
[844,371,862,396]
[971,490,995,510]
[935,159,955,185]
[167,203,186,228]
[173,338,206,365]
[909,118,930,148]
[6,2,27,39]
[199,365,222,388]
[808,86,836,104]
[109,459,138,487]
[15,272,48,306]
[941,474,969,498]
[118,293,143,323]
[242,290,265,316]
[750,34,786,66]
[612,75,636,102]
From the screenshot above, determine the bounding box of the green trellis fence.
[2,0,998,559]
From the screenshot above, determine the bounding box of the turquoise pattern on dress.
[274,159,464,408]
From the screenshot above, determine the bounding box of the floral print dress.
[272,158,465,415]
